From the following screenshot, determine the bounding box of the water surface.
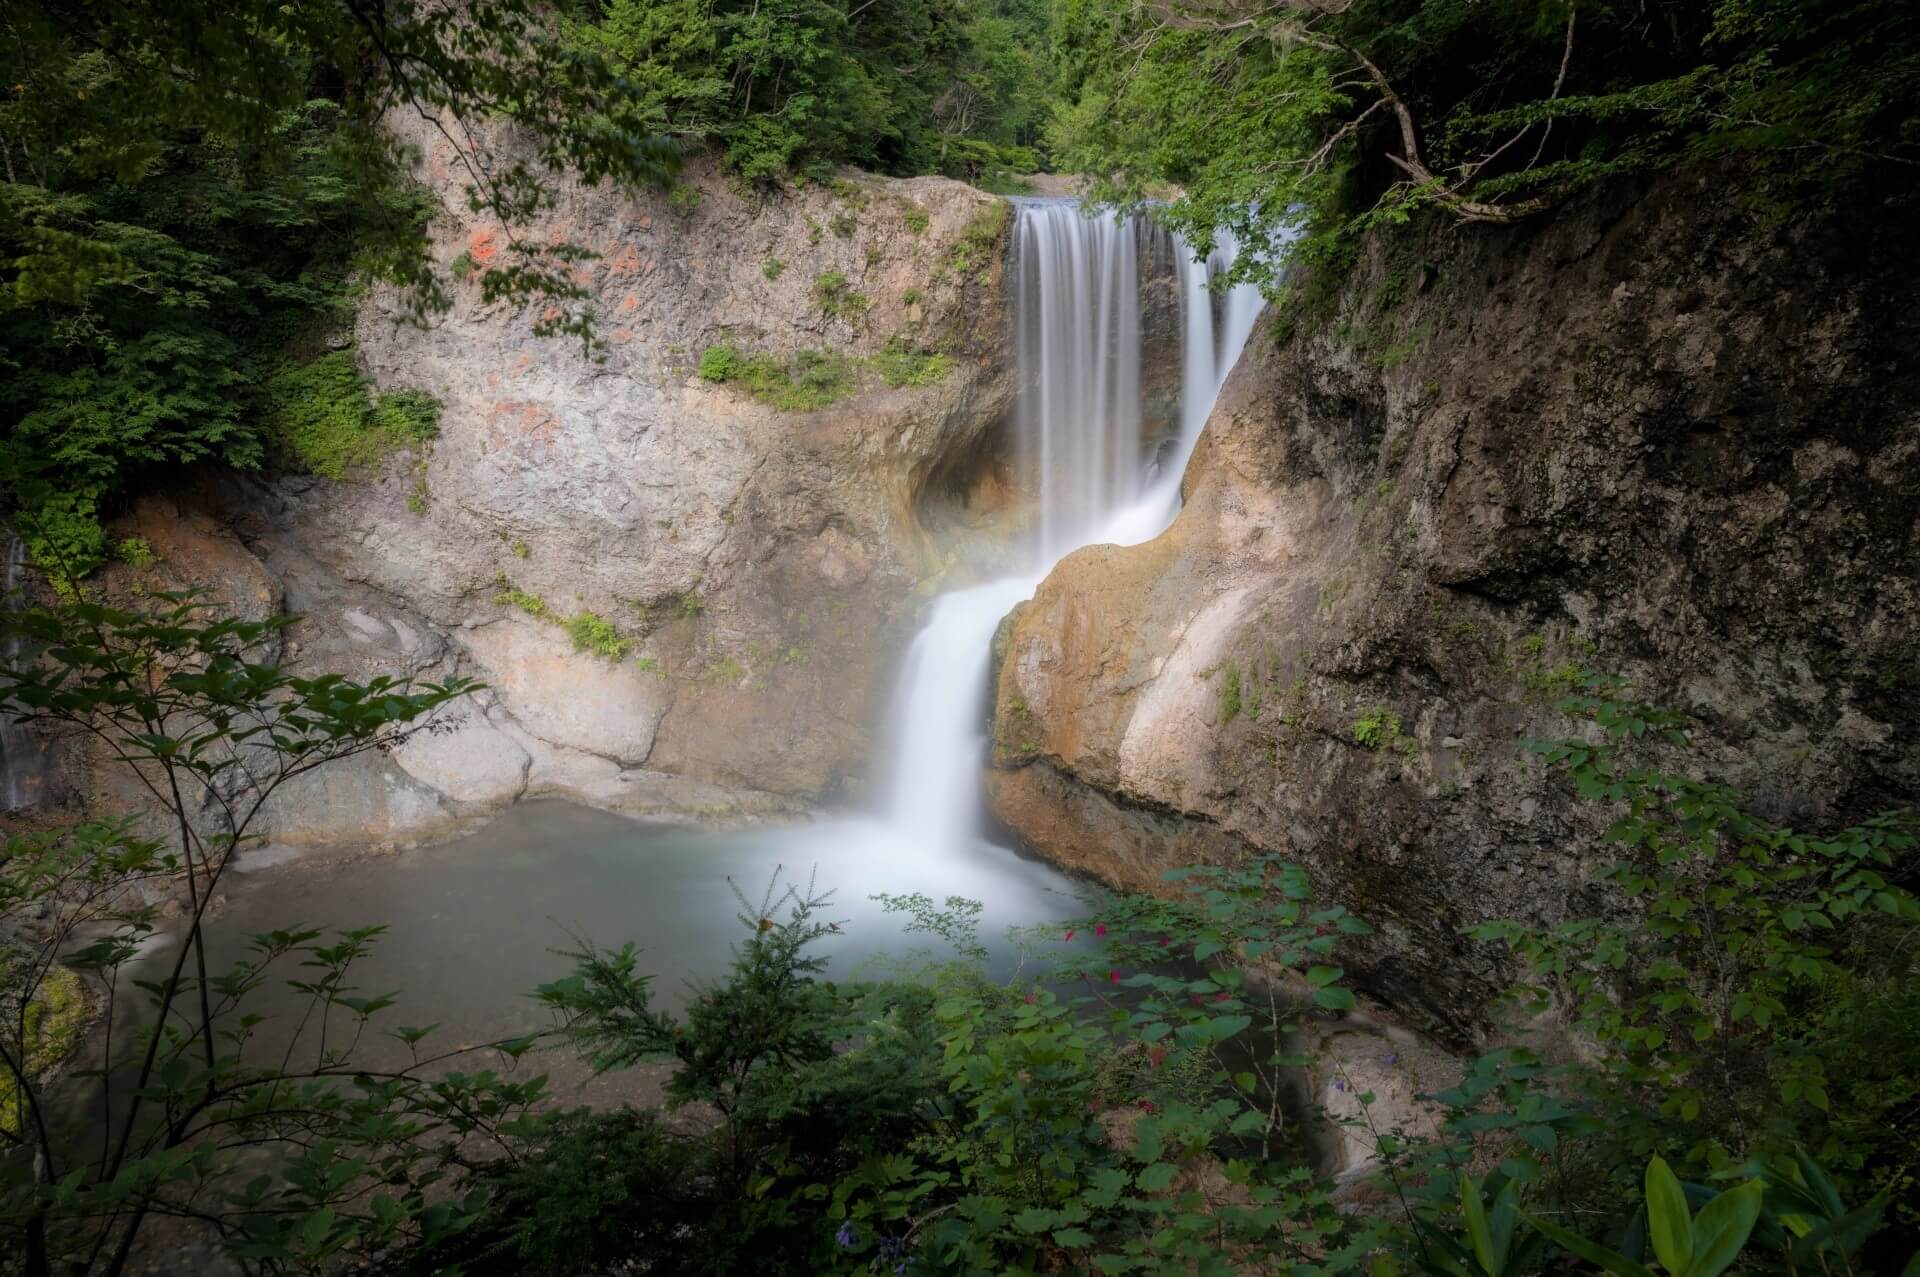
[206,800,1086,1082]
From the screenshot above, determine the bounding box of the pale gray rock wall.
[92,117,1017,848]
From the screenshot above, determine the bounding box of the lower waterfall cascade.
[883,198,1265,857]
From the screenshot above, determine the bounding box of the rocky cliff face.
[100,118,1017,848]
[987,172,1920,1037]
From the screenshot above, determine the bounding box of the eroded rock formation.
[987,172,1920,1036]
[99,117,1019,847]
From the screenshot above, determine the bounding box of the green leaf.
[1788,1192,1887,1265]
[1791,1146,1844,1220]
[1013,1208,1057,1234]
[1521,1211,1658,1277]
[1646,1157,1694,1275]
[1313,985,1356,1011]
[1487,1180,1520,1274]
[301,1207,336,1250]
[1136,1163,1179,1192]
[1208,1014,1252,1041]
[1462,1177,1496,1273]
[1683,1180,1762,1277]
[1053,1227,1095,1248]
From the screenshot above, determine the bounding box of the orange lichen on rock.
[485,399,562,453]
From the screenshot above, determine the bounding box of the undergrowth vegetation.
[405,673,1920,1275]
[564,610,630,660]
[872,340,954,388]
[699,343,856,410]
[262,353,442,481]
[3,571,1916,1275]
[699,337,957,408]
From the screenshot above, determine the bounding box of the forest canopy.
[1049,0,1920,298]
[564,0,1053,183]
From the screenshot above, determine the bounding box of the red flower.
[1137,1098,1156,1112]
[1158,937,1170,947]
[1109,970,1120,984]
[1064,929,1075,942]
[1217,992,1231,1002]
[1095,923,1108,938]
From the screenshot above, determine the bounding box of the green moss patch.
[263,350,440,480]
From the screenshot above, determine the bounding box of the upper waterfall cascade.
[883,198,1265,857]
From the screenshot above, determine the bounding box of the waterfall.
[1,536,49,812]
[1098,226,1265,548]
[882,198,1266,857]
[1009,202,1151,563]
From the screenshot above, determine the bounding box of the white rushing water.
[882,198,1265,857]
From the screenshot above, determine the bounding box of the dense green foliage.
[565,0,1052,183]
[262,351,442,480]
[3,573,1916,1275]
[409,678,1919,1276]
[1,0,679,576]
[1051,0,1920,301]
[0,593,536,1277]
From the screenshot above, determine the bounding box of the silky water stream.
[177,199,1265,1095]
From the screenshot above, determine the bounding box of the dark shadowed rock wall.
[987,170,1920,1037]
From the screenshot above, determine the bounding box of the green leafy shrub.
[668,182,702,217]
[871,340,952,388]
[698,343,852,411]
[262,352,441,480]
[0,593,521,1274]
[430,1108,707,1276]
[18,488,109,583]
[902,204,930,234]
[812,270,869,321]
[762,257,787,280]
[565,611,629,660]
[697,343,745,382]
[1468,675,1920,1209]
[943,200,1009,283]
[112,537,154,570]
